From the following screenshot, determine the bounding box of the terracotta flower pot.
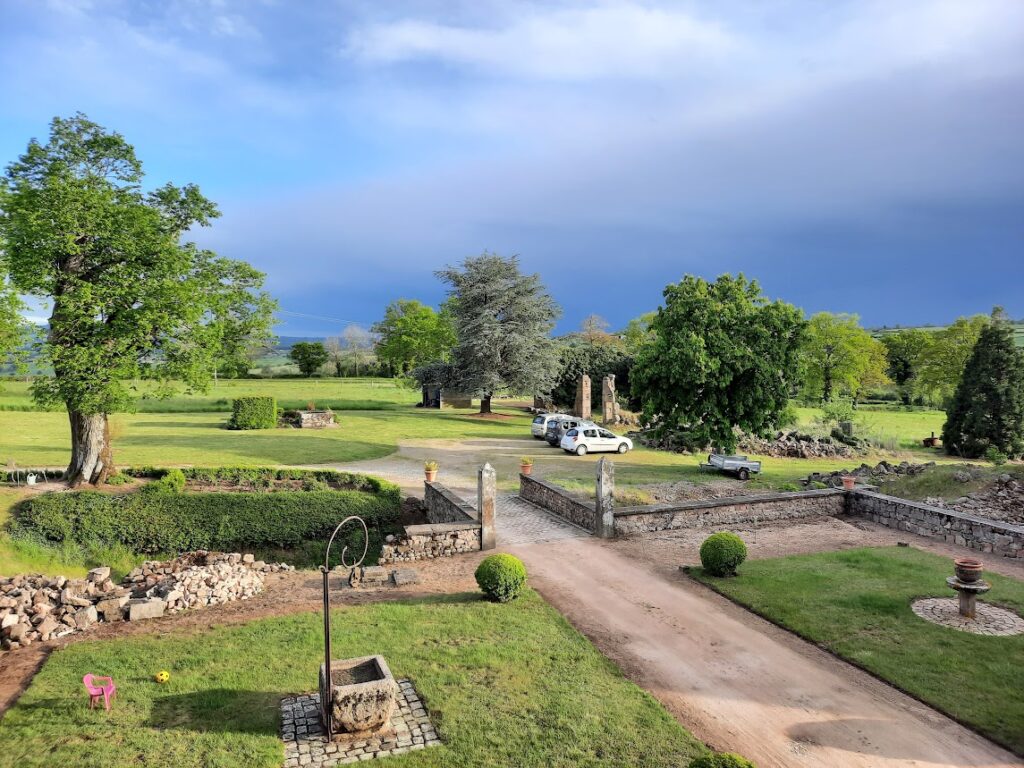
[424,469,437,483]
[841,475,856,490]
[954,557,983,583]
[520,464,533,476]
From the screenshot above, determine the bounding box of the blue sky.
[2,0,1023,337]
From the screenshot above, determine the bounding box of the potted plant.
[954,557,983,583]
[841,475,856,490]
[520,456,534,476]
[424,460,439,483]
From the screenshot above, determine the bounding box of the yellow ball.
[154,670,170,684]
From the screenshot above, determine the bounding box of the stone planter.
[298,410,335,429]
[954,557,984,583]
[841,475,856,490]
[320,655,397,737]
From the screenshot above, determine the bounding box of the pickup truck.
[699,454,762,481]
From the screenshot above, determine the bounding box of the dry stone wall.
[849,490,1024,558]
[613,489,846,535]
[379,482,485,564]
[1,552,292,654]
[423,481,477,524]
[519,474,597,532]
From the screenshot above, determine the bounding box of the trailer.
[699,453,762,481]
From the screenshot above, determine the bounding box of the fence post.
[596,457,615,538]
[478,463,497,550]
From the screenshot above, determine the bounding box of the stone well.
[319,654,398,738]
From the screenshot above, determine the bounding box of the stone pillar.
[478,463,496,550]
[602,375,618,424]
[574,375,592,420]
[595,457,615,538]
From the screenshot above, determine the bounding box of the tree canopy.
[288,341,329,377]
[437,252,561,413]
[800,313,889,402]
[880,328,931,403]
[632,274,805,452]
[912,315,989,406]
[0,114,275,484]
[372,299,455,375]
[942,309,1024,458]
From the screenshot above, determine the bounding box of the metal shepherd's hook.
[320,515,369,740]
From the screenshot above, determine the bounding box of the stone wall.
[424,481,478,524]
[519,474,597,532]
[298,410,335,429]
[378,522,482,564]
[849,490,1024,558]
[379,482,485,564]
[613,489,845,536]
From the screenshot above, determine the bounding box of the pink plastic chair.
[83,674,116,711]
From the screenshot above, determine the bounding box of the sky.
[1,0,1023,337]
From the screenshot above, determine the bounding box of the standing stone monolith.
[602,375,620,424]
[596,457,615,538]
[574,375,592,420]
[478,463,496,550]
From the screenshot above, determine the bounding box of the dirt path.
[513,535,1021,767]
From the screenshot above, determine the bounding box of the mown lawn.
[0,407,531,468]
[795,405,947,451]
[0,377,420,413]
[0,591,706,768]
[693,546,1024,756]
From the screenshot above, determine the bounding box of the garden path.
[332,442,1022,768]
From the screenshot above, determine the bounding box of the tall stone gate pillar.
[602,375,619,424]
[478,463,496,550]
[596,457,615,538]
[574,375,592,420]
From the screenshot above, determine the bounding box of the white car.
[560,426,633,455]
[531,412,570,438]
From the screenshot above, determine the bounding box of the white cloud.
[343,2,739,79]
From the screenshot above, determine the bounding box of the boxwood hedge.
[13,469,401,564]
[227,396,277,430]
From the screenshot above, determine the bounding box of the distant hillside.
[871,323,1024,347]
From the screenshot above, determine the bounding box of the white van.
[531,412,570,438]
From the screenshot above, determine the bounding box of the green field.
[0,592,706,768]
[0,378,419,413]
[794,405,946,451]
[694,547,1024,755]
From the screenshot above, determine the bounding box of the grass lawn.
[0,591,706,768]
[879,463,1024,502]
[795,405,947,451]
[0,378,419,413]
[693,546,1024,755]
[0,407,531,468]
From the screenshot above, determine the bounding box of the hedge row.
[14,488,401,563]
[227,396,277,430]
[123,466,400,500]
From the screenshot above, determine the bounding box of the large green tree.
[551,340,632,412]
[0,115,275,485]
[913,315,989,406]
[880,328,930,403]
[0,277,27,375]
[800,313,889,402]
[437,253,561,414]
[288,341,329,377]
[632,274,805,452]
[372,299,455,375]
[942,309,1024,458]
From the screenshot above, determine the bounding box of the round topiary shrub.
[688,752,756,768]
[699,532,748,577]
[475,554,527,603]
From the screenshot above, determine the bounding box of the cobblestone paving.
[494,494,591,546]
[911,598,1024,636]
[281,679,440,766]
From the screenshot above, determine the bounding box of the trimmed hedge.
[13,471,402,564]
[228,396,277,430]
[475,554,528,603]
[699,532,748,577]
[689,753,756,768]
[123,466,399,498]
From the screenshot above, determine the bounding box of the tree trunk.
[822,366,833,402]
[66,410,113,487]
[479,394,492,414]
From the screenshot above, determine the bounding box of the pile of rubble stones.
[739,431,861,459]
[1,551,293,653]
[124,551,292,615]
[803,460,936,487]
[925,472,1024,526]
